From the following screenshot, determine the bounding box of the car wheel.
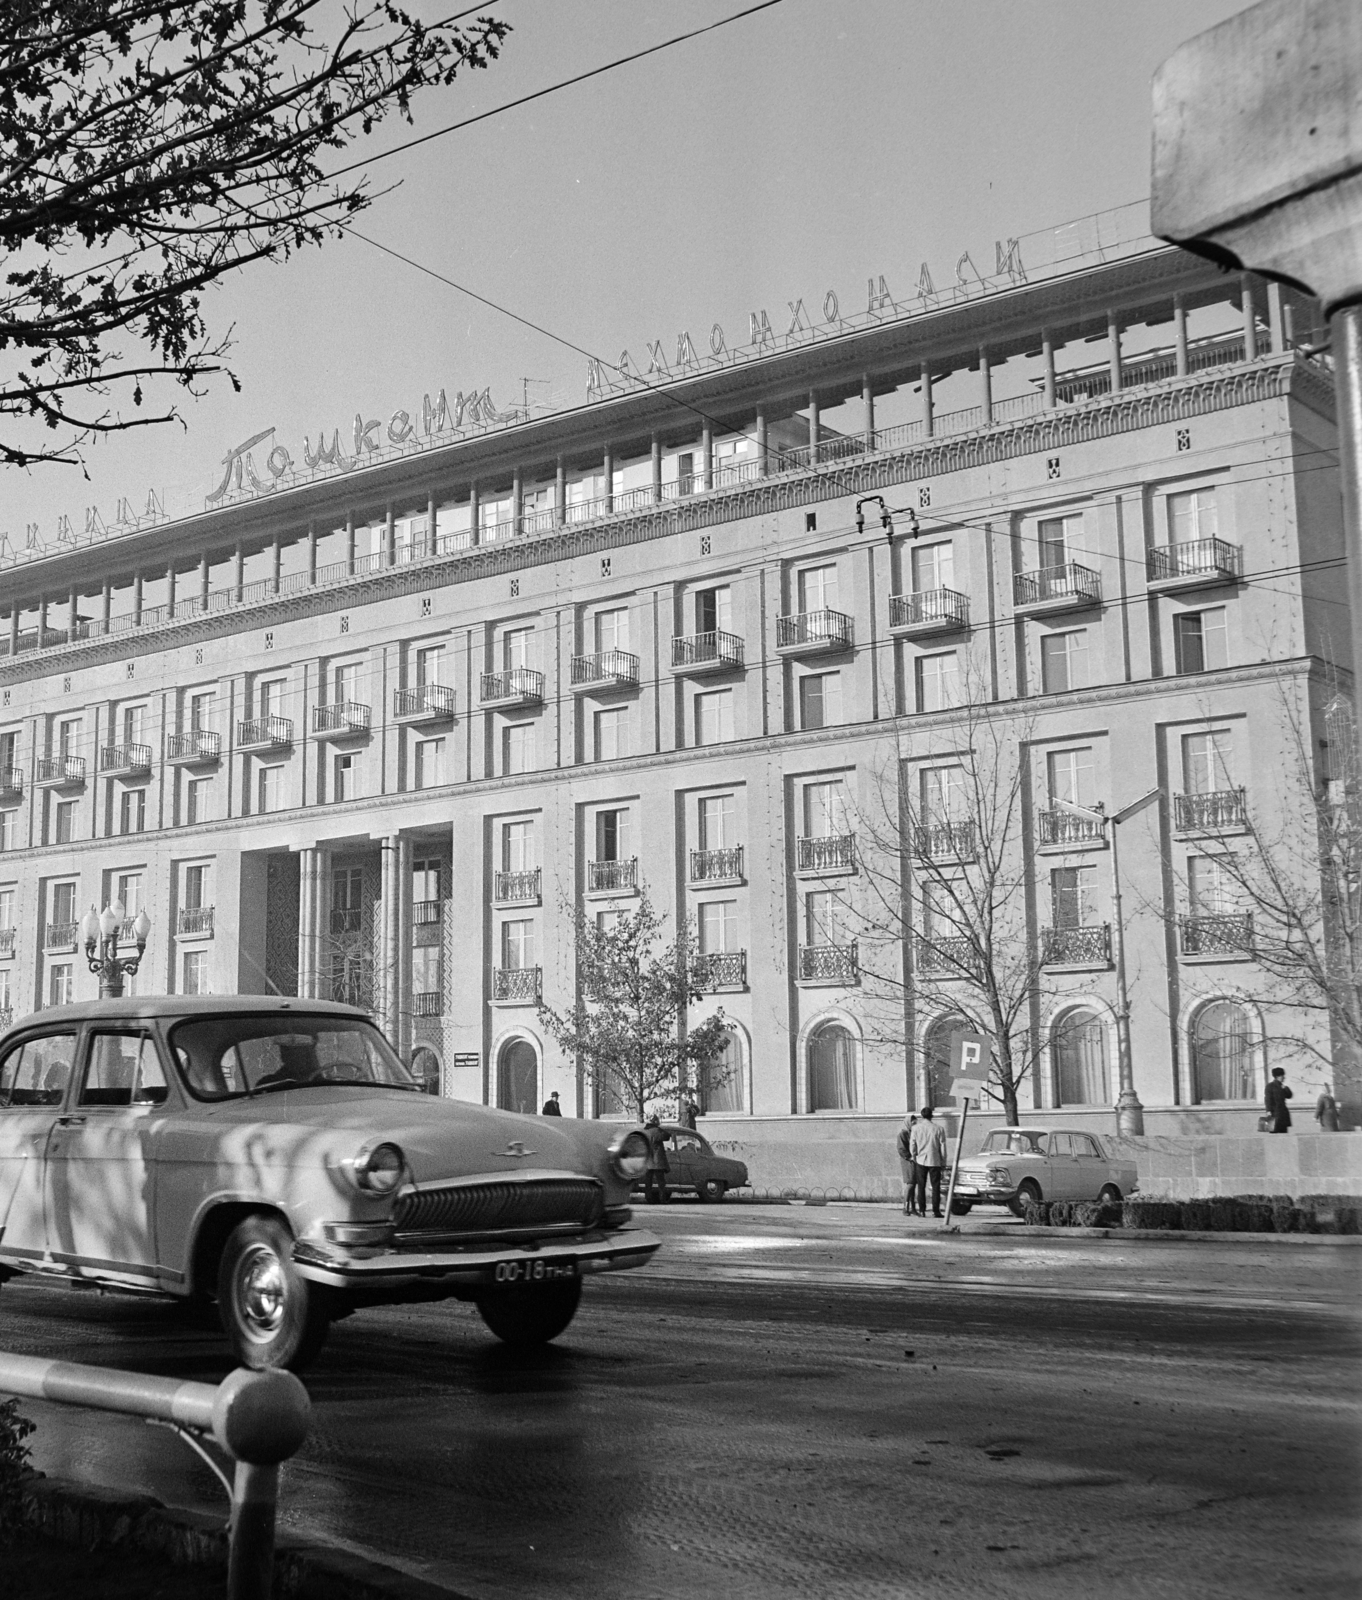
[1099,1183,1123,1204]
[948,1197,973,1216]
[699,1179,727,1203]
[1016,1179,1043,1209]
[476,1280,582,1347]
[217,1215,331,1372]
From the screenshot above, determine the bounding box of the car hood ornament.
[492,1140,537,1158]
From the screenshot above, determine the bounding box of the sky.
[2,0,1251,546]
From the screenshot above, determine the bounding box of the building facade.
[0,226,1350,1132]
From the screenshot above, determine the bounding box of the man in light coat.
[908,1105,948,1219]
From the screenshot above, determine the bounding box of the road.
[3,1203,1359,1600]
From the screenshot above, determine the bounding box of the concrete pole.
[397,834,413,1061]
[344,516,355,576]
[1173,296,1189,377]
[1336,307,1362,699]
[1109,818,1145,1136]
[384,504,395,566]
[270,536,280,593]
[380,834,401,1048]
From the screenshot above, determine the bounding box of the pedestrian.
[1265,1067,1293,1133]
[1315,1087,1341,1132]
[896,1114,919,1216]
[682,1097,699,1131]
[643,1114,670,1203]
[541,1090,562,1116]
[909,1105,948,1218]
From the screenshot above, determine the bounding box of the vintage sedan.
[949,1126,1139,1214]
[630,1125,749,1202]
[0,997,660,1370]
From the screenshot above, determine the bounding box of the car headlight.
[608,1129,649,1182]
[350,1141,406,1194]
[986,1166,1013,1186]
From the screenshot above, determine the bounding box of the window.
[1169,488,1218,543]
[184,865,206,912]
[334,663,360,703]
[915,651,959,712]
[700,1027,746,1113]
[1047,747,1095,808]
[414,645,444,687]
[51,882,76,925]
[503,627,533,671]
[1040,629,1089,693]
[413,944,440,999]
[0,731,16,770]
[1053,1007,1109,1104]
[797,565,838,613]
[182,949,209,996]
[1188,855,1235,916]
[502,820,535,872]
[188,690,215,732]
[412,858,440,905]
[497,1040,537,1115]
[1051,865,1096,928]
[699,794,734,851]
[594,608,629,652]
[805,888,846,945]
[1191,1000,1253,1101]
[414,738,444,789]
[808,1023,857,1111]
[54,800,75,844]
[503,723,534,776]
[0,887,13,930]
[121,704,146,745]
[257,766,282,814]
[698,900,737,954]
[596,809,630,862]
[696,689,734,745]
[333,753,355,802]
[119,789,146,834]
[1173,608,1228,674]
[116,873,141,916]
[0,813,12,852]
[258,679,285,719]
[333,867,363,924]
[0,1032,76,1107]
[695,586,732,634]
[921,765,966,823]
[912,542,954,592]
[804,780,847,837]
[596,908,625,934]
[1038,515,1078,569]
[0,968,10,1016]
[48,963,73,1007]
[800,673,842,731]
[1182,730,1234,795]
[501,919,535,969]
[186,777,211,825]
[595,706,629,761]
[57,718,81,757]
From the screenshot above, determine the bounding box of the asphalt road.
[3,1204,1359,1600]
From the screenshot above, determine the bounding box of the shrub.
[1204,1198,1238,1233]
[1231,1199,1275,1232]
[1023,1200,1050,1226]
[1047,1201,1071,1227]
[1122,1200,1182,1230]
[0,1396,34,1546]
[1179,1201,1214,1232]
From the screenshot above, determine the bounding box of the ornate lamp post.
[81,901,152,998]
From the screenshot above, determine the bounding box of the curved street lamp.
[81,900,152,998]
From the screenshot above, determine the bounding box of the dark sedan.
[632,1125,748,1202]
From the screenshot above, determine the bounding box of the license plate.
[491,1257,578,1285]
[954,1185,980,1196]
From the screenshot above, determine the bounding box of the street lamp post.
[1055,790,1161,1137]
[81,901,152,998]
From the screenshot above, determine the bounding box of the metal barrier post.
[229,1460,281,1600]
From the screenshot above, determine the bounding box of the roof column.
[1267,282,1285,353]
[133,573,143,625]
[979,347,993,425]
[198,555,208,612]
[103,578,113,632]
[556,456,567,526]
[1108,309,1123,393]
[1041,330,1056,408]
[1174,296,1189,377]
[468,482,480,546]
[68,587,77,642]
[307,522,317,585]
[920,364,933,437]
[233,543,243,603]
[756,407,767,476]
[344,515,355,576]
[862,375,875,446]
[270,535,280,595]
[166,563,176,617]
[38,596,48,644]
[650,435,662,503]
[7,606,16,654]
[602,446,614,512]
[512,467,523,538]
[384,503,395,567]
[426,495,437,554]
[700,426,711,492]
[1241,273,1258,359]
[807,390,819,464]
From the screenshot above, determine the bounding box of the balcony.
[167,730,221,764]
[492,965,541,1004]
[46,919,79,952]
[330,907,362,935]
[414,991,444,1016]
[493,868,541,906]
[912,820,977,862]
[312,701,371,739]
[177,905,214,937]
[797,942,859,985]
[776,609,854,655]
[571,649,640,693]
[0,766,21,802]
[36,755,85,787]
[587,858,639,895]
[915,935,983,980]
[670,630,745,674]
[796,833,857,875]
[1013,562,1102,616]
[690,846,744,884]
[890,589,970,638]
[1037,807,1107,848]
[1174,788,1248,833]
[100,743,153,777]
[1180,912,1253,959]
[413,898,442,926]
[1147,537,1243,594]
[1042,924,1112,967]
[692,950,747,991]
[237,716,292,751]
[393,684,456,724]
[0,927,15,957]
[480,668,544,708]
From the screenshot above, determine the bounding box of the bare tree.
[0,1,509,468]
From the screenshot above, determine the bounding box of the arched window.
[700,1027,746,1114]
[1053,1007,1109,1105]
[497,1039,538,1115]
[808,1023,857,1111]
[922,1015,968,1107]
[410,1046,441,1096]
[1191,1001,1254,1101]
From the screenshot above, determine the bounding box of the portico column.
[396,835,413,1060]
[8,607,17,655]
[344,516,355,576]
[306,523,318,584]
[297,847,319,999]
[380,834,401,1048]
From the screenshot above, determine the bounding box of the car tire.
[476,1279,582,1347]
[948,1197,973,1216]
[1017,1179,1043,1209]
[1099,1183,1123,1204]
[699,1179,727,1203]
[217,1214,331,1372]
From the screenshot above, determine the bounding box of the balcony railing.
[330,907,362,934]
[915,935,983,979]
[797,833,857,873]
[671,630,745,671]
[492,965,541,1002]
[100,743,153,775]
[1180,912,1253,957]
[46,920,79,950]
[493,868,541,904]
[587,858,638,894]
[0,1007,10,1031]
[480,668,544,706]
[312,701,371,736]
[692,950,747,990]
[413,898,442,926]
[797,942,859,983]
[414,991,444,1016]
[167,730,221,762]
[36,755,85,786]
[1037,807,1106,846]
[393,683,456,721]
[0,927,16,956]
[1042,925,1112,966]
[177,905,214,936]
[570,650,640,690]
[0,766,21,801]
[1147,537,1243,589]
[237,716,292,750]
[1174,788,1248,832]
[889,589,970,634]
[776,608,854,652]
[690,846,744,883]
[1013,562,1102,611]
[912,820,977,861]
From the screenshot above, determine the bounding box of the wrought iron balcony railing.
[237,716,292,750]
[797,942,859,983]
[1042,924,1112,966]
[776,608,854,651]
[1180,912,1253,957]
[1037,807,1106,846]
[797,833,857,873]
[413,899,442,925]
[330,907,362,934]
[480,668,544,706]
[889,589,970,633]
[177,906,214,936]
[692,950,747,990]
[671,630,744,671]
[587,858,638,894]
[1174,788,1248,832]
[690,846,744,883]
[915,935,983,979]
[393,683,456,720]
[1013,562,1102,610]
[0,766,21,801]
[492,965,541,1002]
[0,927,15,956]
[493,868,541,904]
[312,701,371,736]
[570,650,640,689]
[912,820,977,861]
[1147,536,1243,588]
[167,730,221,762]
[100,743,153,775]
[36,755,85,785]
[414,991,444,1016]
[46,920,79,950]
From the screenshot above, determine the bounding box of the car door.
[668,1131,702,1192]
[1044,1132,1083,1198]
[1072,1133,1108,1198]
[42,1028,171,1284]
[0,1031,78,1266]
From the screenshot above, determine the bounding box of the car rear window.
[982,1130,1045,1155]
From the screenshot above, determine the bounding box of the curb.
[20,1473,474,1599]
[964,1223,1362,1245]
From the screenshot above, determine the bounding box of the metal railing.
[330,907,362,934]
[0,927,15,956]
[587,857,638,893]
[0,1007,10,1030]
[168,729,221,761]
[45,919,79,948]
[100,742,152,774]
[1014,562,1102,608]
[1174,788,1248,831]
[1042,924,1112,966]
[915,935,982,979]
[912,820,977,861]
[797,833,857,873]
[312,701,370,735]
[494,868,541,903]
[671,630,745,670]
[1037,807,1106,846]
[413,898,442,925]
[36,754,84,785]
[1147,536,1243,585]
[393,683,456,719]
[571,649,640,688]
[178,905,214,935]
[0,765,21,799]
[797,942,858,983]
[693,950,747,989]
[0,1352,309,1600]
[480,667,544,704]
[237,716,292,748]
[776,608,853,650]
[890,589,970,631]
[1180,911,1253,957]
[414,991,444,1016]
[690,845,744,882]
[492,965,541,1002]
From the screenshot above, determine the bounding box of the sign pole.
[941,1095,969,1231]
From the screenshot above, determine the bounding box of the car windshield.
[981,1130,1047,1155]
[170,1014,417,1100]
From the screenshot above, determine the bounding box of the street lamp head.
[98,904,118,940]
[80,905,100,951]
[132,908,152,950]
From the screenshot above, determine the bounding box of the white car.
[950,1127,1139,1215]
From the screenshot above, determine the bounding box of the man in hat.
[643,1114,670,1203]
[1265,1068,1293,1134]
[908,1105,948,1218]
[541,1090,562,1116]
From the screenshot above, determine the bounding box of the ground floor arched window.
[410,1046,441,1096]
[496,1039,538,1115]
[808,1022,857,1111]
[923,1014,969,1108]
[1191,1000,1255,1101]
[1053,1007,1109,1105]
[700,1027,746,1114]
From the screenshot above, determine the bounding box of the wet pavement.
[2,1202,1359,1599]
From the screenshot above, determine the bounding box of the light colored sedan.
[949,1127,1139,1215]
[0,997,659,1369]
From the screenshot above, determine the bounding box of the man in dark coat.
[643,1114,670,1203]
[541,1091,562,1116]
[1265,1068,1293,1133]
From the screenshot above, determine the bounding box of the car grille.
[392,1177,604,1245]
